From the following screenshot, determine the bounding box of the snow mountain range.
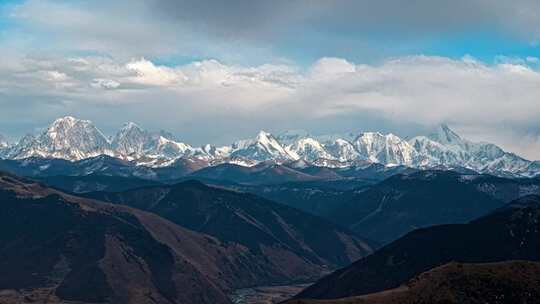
[0,116,538,177]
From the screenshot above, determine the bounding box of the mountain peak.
[46,116,101,135]
[121,121,142,131]
[230,130,298,161]
[50,116,79,128]
[54,115,77,123]
[256,130,273,139]
[18,116,114,160]
[429,124,462,145]
[113,122,149,156]
[255,130,279,146]
[357,131,385,140]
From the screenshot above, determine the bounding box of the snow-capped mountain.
[4,117,114,160]
[111,122,148,157]
[408,124,532,175]
[354,132,419,166]
[286,137,333,162]
[230,131,298,161]
[1,117,538,177]
[4,117,195,162]
[323,139,361,162]
[112,122,193,160]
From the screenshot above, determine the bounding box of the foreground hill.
[0,172,371,304]
[84,181,376,271]
[287,261,540,304]
[0,172,252,303]
[296,195,540,299]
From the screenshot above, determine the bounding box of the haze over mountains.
[0,116,538,178]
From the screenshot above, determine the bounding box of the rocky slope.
[0,171,377,304]
[295,195,540,299]
[287,261,540,304]
[83,180,376,272]
[0,172,243,304]
[326,170,540,243]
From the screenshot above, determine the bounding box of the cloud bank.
[1,0,540,159]
[1,54,540,159]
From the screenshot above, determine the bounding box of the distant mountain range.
[206,169,539,245]
[0,116,539,177]
[30,166,540,247]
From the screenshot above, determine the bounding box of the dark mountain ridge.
[84,180,376,270]
[296,195,540,300]
[0,171,372,304]
[326,170,540,243]
[0,172,234,303]
[287,260,540,304]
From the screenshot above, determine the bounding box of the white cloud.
[46,70,68,82]
[1,54,540,159]
[91,78,121,90]
[310,57,356,78]
[126,59,187,86]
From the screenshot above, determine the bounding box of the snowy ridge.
[286,137,333,162]
[1,117,539,177]
[230,131,299,161]
[354,132,419,165]
[0,134,7,148]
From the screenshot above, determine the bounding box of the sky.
[1,0,540,159]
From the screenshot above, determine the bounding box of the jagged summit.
[1,117,538,177]
[3,116,113,160]
[51,115,78,125]
[231,130,298,161]
[121,121,141,129]
[112,122,148,156]
[256,130,273,141]
[354,132,418,165]
[429,123,463,145]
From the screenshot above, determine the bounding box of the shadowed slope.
[296,195,540,299]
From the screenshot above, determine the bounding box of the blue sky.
[1,0,540,158]
[3,0,540,66]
